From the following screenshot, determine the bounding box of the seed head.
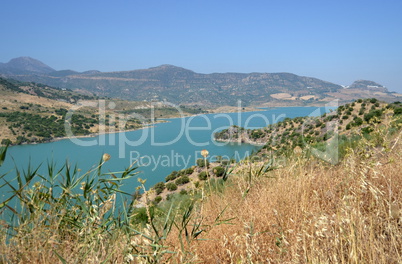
[102,153,111,162]
[201,149,209,158]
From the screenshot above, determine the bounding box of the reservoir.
[0,106,332,195]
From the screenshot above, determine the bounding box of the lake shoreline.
[3,105,325,148]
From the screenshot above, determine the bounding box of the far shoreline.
[3,104,331,148]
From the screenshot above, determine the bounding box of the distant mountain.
[0,57,55,75]
[0,57,399,106]
[348,80,387,92]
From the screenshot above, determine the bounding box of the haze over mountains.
[1,57,400,106]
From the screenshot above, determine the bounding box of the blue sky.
[1,0,402,92]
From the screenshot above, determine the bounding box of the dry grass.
[181,138,402,263]
[1,129,401,263]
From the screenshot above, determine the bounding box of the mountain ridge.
[0,57,399,106]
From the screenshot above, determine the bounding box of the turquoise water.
[0,106,332,195]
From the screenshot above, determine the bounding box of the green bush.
[165,171,179,182]
[213,166,225,177]
[196,158,209,168]
[1,139,12,145]
[198,171,208,181]
[154,196,162,204]
[175,176,190,185]
[153,182,165,195]
[185,167,194,174]
[353,117,363,126]
[364,109,383,122]
[179,189,188,195]
[394,107,402,116]
[166,182,178,191]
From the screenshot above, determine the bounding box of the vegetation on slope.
[215,98,402,157]
[0,100,401,263]
[0,77,207,145]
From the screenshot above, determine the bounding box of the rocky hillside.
[0,78,205,145]
[215,98,402,158]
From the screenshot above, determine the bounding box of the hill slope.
[0,77,208,145]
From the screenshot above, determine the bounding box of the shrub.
[196,158,209,168]
[394,107,402,116]
[179,189,188,195]
[213,166,225,177]
[198,171,208,181]
[362,126,373,134]
[185,167,194,174]
[175,176,190,185]
[353,117,363,126]
[178,169,187,176]
[154,196,162,204]
[364,109,382,122]
[166,182,178,191]
[153,182,165,195]
[1,139,12,145]
[165,171,179,182]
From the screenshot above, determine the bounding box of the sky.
[1,0,402,92]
